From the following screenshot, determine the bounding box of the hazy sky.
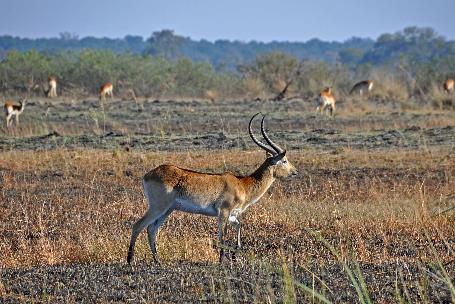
[1,0,454,42]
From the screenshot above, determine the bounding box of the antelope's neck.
[242,162,275,203]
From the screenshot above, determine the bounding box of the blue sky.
[1,0,454,42]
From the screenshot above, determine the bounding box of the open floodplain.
[0,97,454,303]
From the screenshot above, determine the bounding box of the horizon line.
[0,32,376,44]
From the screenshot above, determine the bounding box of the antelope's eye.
[282,160,287,164]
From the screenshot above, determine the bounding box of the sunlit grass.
[0,148,454,302]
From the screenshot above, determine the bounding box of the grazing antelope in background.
[350,80,374,96]
[47,76,58,98]
[4,99,26,127]
[99,82,114,102]
[316,87,336,116]
[443,79,454,93]
[127,113,298,264]
[204,89,218,102]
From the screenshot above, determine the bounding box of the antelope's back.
[143,164,240,205]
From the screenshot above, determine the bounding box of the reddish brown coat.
[99,82,114,100]
[443,79,454,93]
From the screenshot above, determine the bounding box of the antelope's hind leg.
[217,209,230,263]
[146,208,174,264]
[127,207,170,265]
[6,114,13,127]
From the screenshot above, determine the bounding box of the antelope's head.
[249,113,298,178]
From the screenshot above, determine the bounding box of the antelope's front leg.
[236,223,241,249]
[228,209,241,249]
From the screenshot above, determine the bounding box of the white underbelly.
[174,198,218,216]
[323,98,333,106]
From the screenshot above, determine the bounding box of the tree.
[59,32,79,41]
[339,48,364,66]
[362,26,447,64]
[240,52,300,99]
[144,30,185,60]
[0,50,51,95]
[124,35,145,53]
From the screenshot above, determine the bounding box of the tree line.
[0,27,454,102]
[0,30,374,69]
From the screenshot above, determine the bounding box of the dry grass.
[1,148,453,268]
[370,69,411,103]
[1,96,455,302]
[428,82,455,110]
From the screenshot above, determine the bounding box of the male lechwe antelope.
[47,76,57,98]
[316,87,336,116]
[350,80,374,96]
[443,79,454,93]
[99,82,114,101]
[127,113,298,264]
[4,99,26,127]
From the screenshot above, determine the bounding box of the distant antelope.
[127,113,298,264]
[350,80,374,96]
[204,90,218,102]
[99,82,114,102]
[4,99,26,127]
[47,76,57,98]
[443,79,454,93]
[316,87,336,116]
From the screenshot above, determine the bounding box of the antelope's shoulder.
[319,90,335,101]
[360,80,373,87]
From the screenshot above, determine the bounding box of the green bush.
[0,50,51,93]
[1,48,454,103]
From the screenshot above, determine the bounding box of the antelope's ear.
[270,150,286,164]
[266,151,274,158]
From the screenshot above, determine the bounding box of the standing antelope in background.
[443,79,454,93]
[316,87,336,116]
[99,82,114,102]
[127,113,298,264]
[4,99,26,127]
[350,80,374,96]
[47,76,58,98]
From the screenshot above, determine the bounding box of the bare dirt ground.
[0,98,454,303]
[1,97,455,152]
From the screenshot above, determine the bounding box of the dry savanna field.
[0,96,454,303]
